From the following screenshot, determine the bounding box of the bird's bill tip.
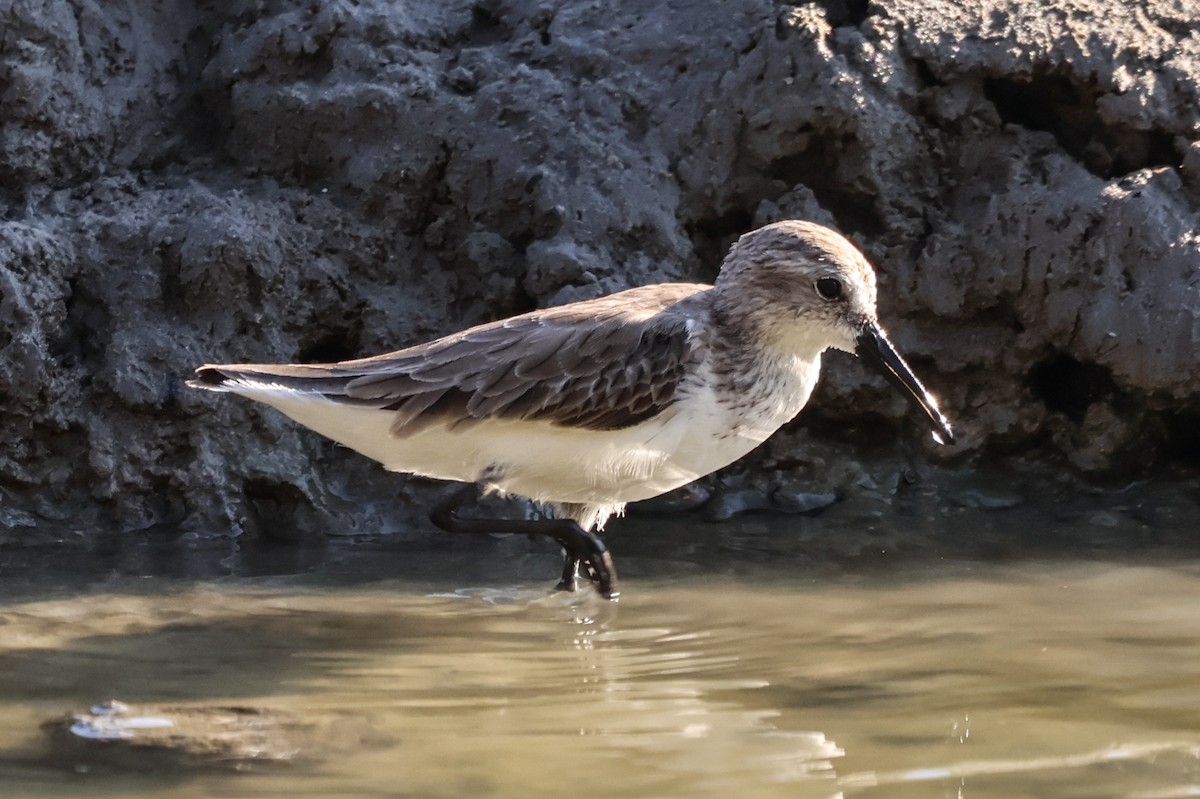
[854,323,954,445]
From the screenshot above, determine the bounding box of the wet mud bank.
[1,1,1198,542]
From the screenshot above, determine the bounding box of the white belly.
[224,354,820,526]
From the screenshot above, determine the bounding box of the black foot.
[554,550,618,600]
[430,486,619,600]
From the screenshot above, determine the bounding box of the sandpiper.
[190,220,953,599]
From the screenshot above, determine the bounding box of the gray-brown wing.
[343,306,695,434]
[191,284,706,436]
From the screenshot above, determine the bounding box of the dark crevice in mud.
[1027,353,1119,421]
[912,58,942,89]
[817,0,872,28]
[802,410,907,452]
[767,134,886,237]
[289,133,337,186]
[528,6,554,46]
[144,477,190,530]
[157,241,189,317]
[296,322,365,364]
[186,87,234,168]
[503,227,537,255]
[1159,409,1200,468]
[154,13,232,169]
[1151,12,1200,39]
[400,142,454,237]
[684,208,754,280]
[241,478,315,543]
[504,283,539,317]
[983,71,1181,179]
[463,0,511,46]
[293,33,337,83]
[621,96,653,141]
[52,276,109,369]
[0,75,15,208]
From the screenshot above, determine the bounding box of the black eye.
[815,277,842,301]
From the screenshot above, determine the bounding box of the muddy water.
[0,492,1198,798]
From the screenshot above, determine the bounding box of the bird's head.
[715,220,955,444]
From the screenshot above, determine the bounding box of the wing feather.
[192,283,708,436]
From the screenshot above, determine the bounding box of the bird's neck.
[710,300,830,367]
[706,303,826,417]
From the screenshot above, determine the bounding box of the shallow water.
[1,489,1199,798]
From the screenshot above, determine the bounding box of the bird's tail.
[187,363,367,399]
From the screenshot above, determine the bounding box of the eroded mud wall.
[1,0,1197,538]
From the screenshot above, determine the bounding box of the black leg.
[557,555,581,593]
[429,486,619,600]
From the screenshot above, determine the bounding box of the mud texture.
[1,0,1198,541]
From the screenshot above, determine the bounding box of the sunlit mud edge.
[838,741,1200,788]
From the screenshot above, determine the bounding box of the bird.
[189,220,954,599]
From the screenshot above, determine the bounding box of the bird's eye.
[815,277,842,301]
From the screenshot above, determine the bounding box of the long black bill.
[855,322,955,445]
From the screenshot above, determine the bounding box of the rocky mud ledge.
[1,1,1197,543]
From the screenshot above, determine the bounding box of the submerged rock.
[41,700,384,772]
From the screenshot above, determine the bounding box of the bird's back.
[190,283,724,527]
